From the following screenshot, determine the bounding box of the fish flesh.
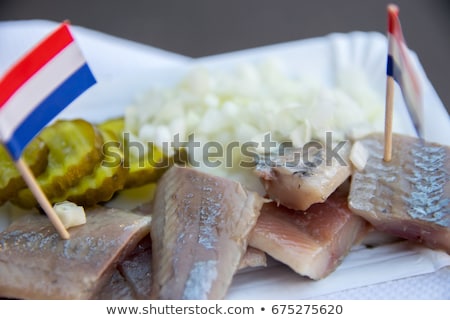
[238,247,267,270]
[249,185,370,279]
[97,269,136,300]
[151,166,264,299]
[348,133,450,254]
[117,236,152,299]
[97,236,152,300]
[0,207,151,299]
[255,139,351,210]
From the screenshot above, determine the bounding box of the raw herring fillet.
[97,269,136,300]
[151,166,264,299]
[255,141,351,210]
[118,236,152,299]
[249,186,369,280]
[97,236,152,300]
[349,133,450,254]
[0,207,151,299]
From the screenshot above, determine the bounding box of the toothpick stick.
[14,157,70,239]
[384,76,395,162]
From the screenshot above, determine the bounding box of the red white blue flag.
[386,4,423,137]
[0,22,96,160]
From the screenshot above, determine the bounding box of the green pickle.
[0,138,49,205]
[125,144,171,188]
[98,117,124,141]
[52,129,128,206]
[12,119,103,208]
[6,117,174,208]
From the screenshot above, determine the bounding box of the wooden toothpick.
[384,76,395,162]
[14,157,70,240]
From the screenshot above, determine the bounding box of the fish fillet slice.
[255,141,351,210]
[0,207,151,299]
[249,186,369,279]
[349,133,450,254]
[151,166,264,299]
[97,269,136,300]
[118,236,152,299]
[97,236,152,300]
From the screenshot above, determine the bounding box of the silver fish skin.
[255,141,351,211]
[0,207,151,299]
[151,166,264,300]
[349,133,450,254]
[249,185,369,280]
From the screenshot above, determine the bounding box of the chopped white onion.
[53,201,86,229]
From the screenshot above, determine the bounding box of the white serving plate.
[1,20,449,299]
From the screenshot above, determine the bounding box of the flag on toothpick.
[386,4,423,138]
[0,22,96,159]
[0,22,96,239]
[384,4,423,161]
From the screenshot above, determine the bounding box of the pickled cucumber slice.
[98,117,171,188]
[12,119,103,208]
[98,117,124,142]
[0,138,49,205]
[53,129,128,206]
[124,144,171,188]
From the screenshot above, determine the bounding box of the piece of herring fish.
[0,207,151,299]
[97,236,152,300]
[255,138,351,210]
[348,133,450,254]
[151,166,264,299]
[249,183,370,280]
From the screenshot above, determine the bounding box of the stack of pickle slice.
[1,118,170,209]
[0,138,49,206]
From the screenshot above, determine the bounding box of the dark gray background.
[1,0,449,113]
